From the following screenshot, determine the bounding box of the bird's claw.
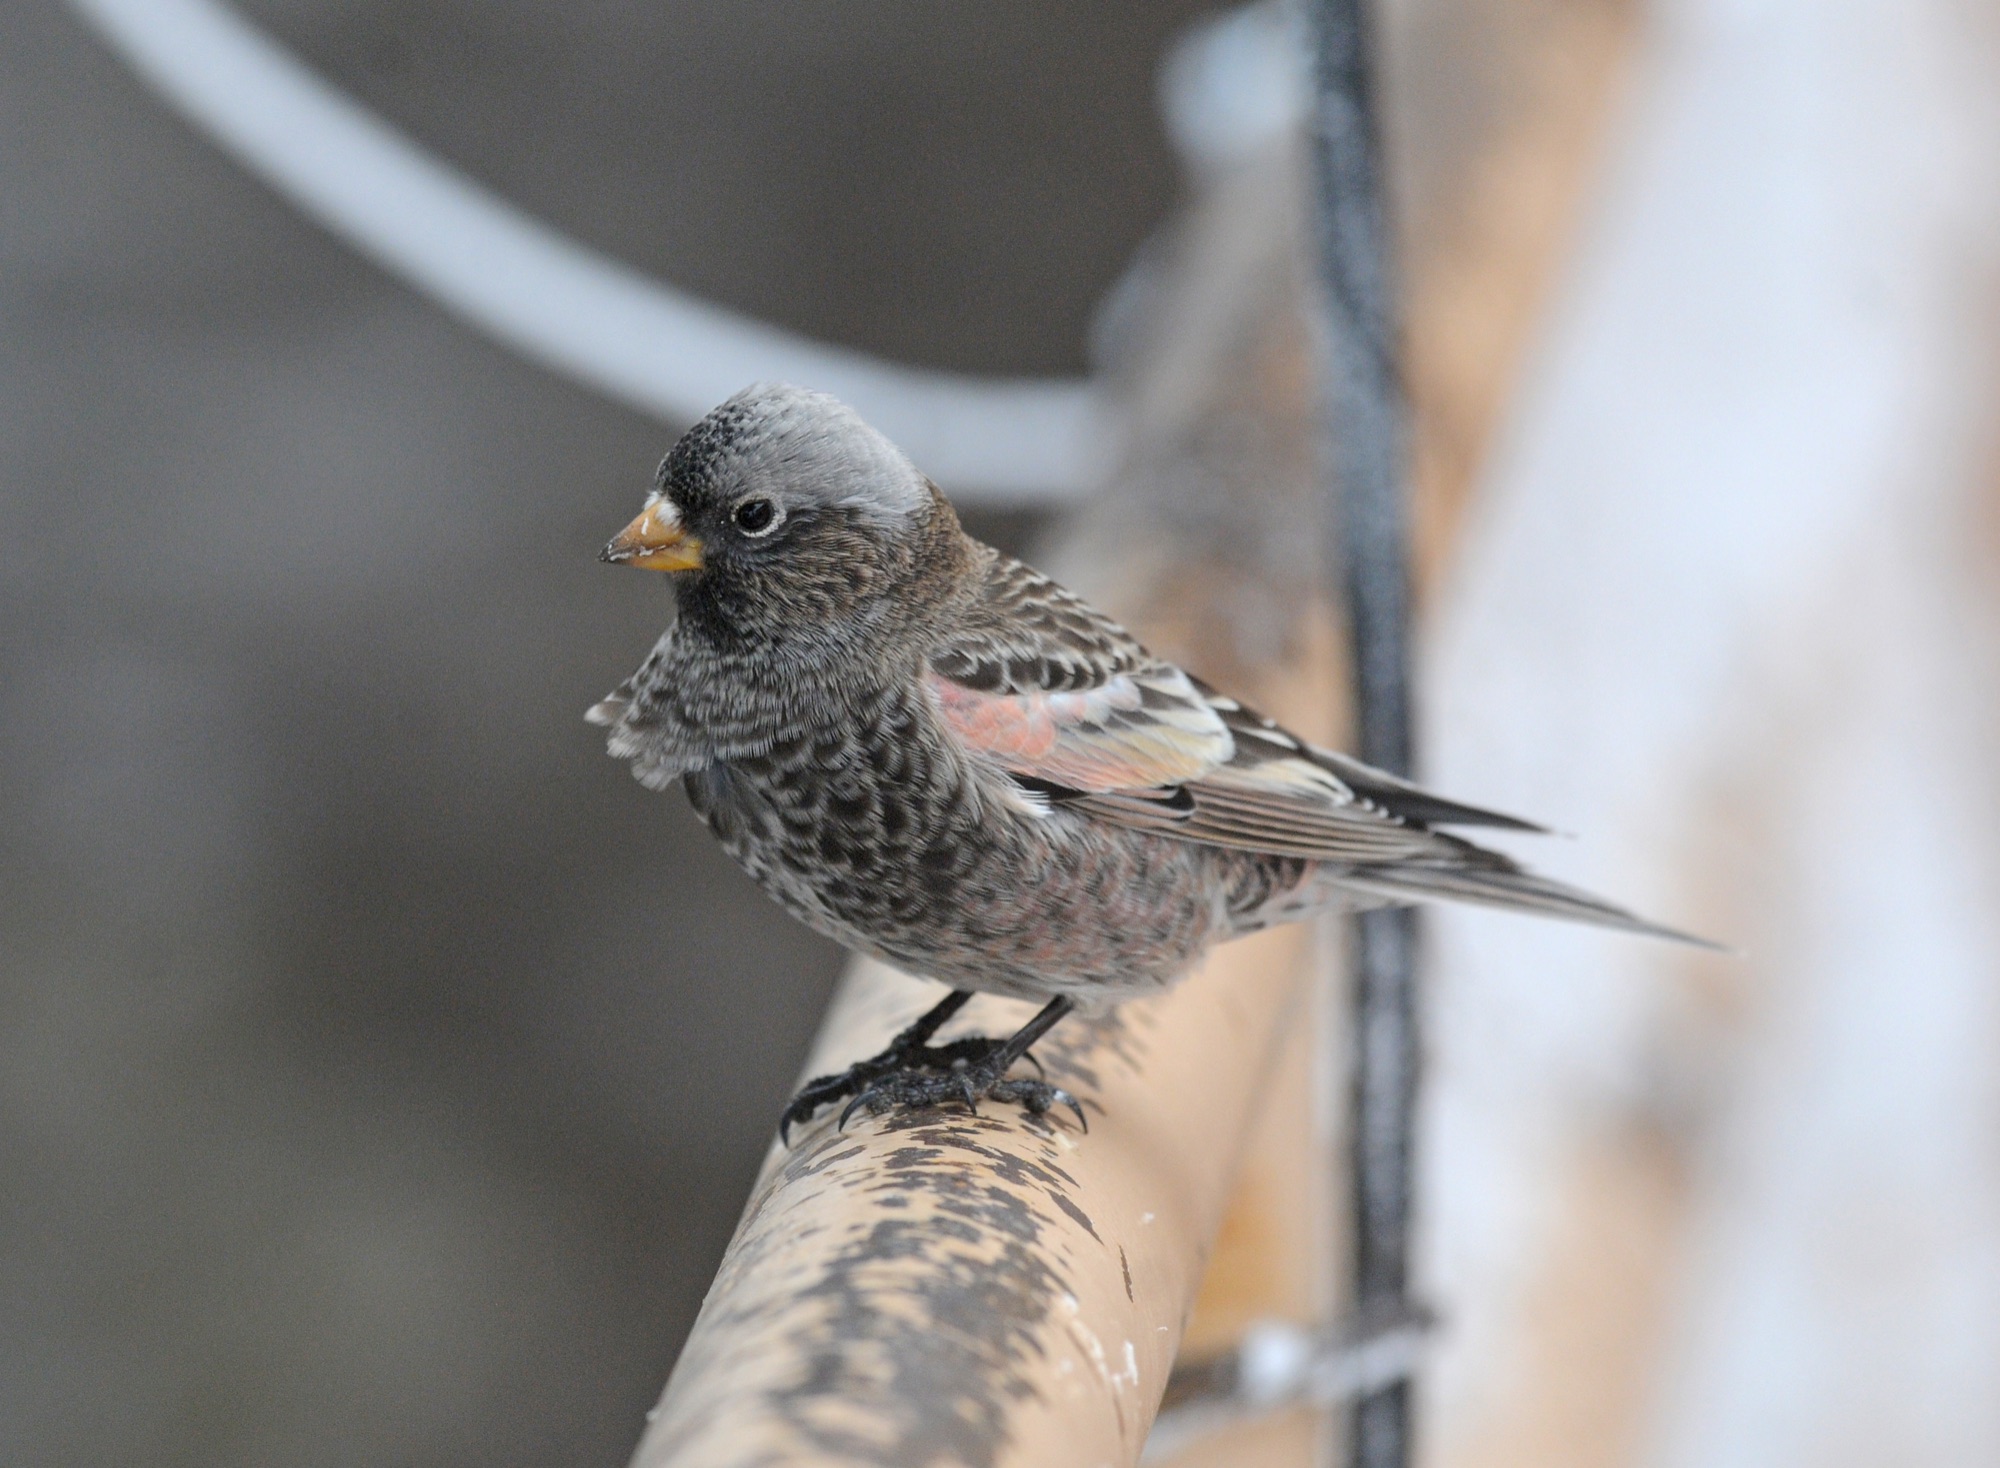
[781,1037,1081,1143]
[833,1069,1081,1134]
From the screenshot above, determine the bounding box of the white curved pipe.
[67,0,1101,503]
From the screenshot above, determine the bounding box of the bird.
[590,383,1707,1141]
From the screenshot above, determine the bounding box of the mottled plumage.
[592,384,1699,1131]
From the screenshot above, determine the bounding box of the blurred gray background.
[0,4,1223,1463]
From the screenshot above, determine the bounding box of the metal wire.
[65,0,1098,504]
[1302,1,1423,1464]
[1144,1307,1433,1463]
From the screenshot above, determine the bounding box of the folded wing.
[928,551,1713,945]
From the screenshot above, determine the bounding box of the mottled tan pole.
[1147,952,1342,1468]
[633,940,1321,1468]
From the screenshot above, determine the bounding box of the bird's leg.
[779,989,973,1143]
[982,996,1073,1073]
[779,994,1083,1142]
[839,995,1083,1132]
[888,987,975,1051]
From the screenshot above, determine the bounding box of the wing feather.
[926,662,1230,792]
[930,550,1549,867]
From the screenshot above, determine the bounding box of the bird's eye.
[732,497,779,535]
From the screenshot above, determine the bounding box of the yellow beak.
[601,499,704,572]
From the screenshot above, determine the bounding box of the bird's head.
[601,384,965,651]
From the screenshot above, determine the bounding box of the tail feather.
[1338,858,1724,950]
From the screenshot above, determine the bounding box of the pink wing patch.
[926,667,1230,793]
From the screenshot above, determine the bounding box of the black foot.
[837,1060,1084,1135]
[779,994,1083,1143]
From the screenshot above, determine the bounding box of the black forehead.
[655,400,754,509]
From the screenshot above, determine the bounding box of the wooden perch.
[633,933,1324,1468]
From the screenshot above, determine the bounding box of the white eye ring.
[732,497,784,536]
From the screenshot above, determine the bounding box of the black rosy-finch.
[591,384,1704,1138]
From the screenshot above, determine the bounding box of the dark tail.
[1339,843,1726,950]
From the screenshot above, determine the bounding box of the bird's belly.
[684,763,1249,1002]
